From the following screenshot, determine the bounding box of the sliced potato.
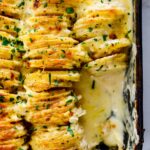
[0,15,20,35]
[84,53,128,76]
[25,89,73,102]
[0,69,19,80]
[0,138,28,150]
[25,95,76,125]
[21,16,71,36]
[27,58,81,69]
[21,34,78,50]
[24,70,80,92]
[30,125,84,150]
[23,46,91,63]
[0,3,21,19]
[0,59,21,70]
[0,122,26,141]
[80,38,131,59]
[0,79,20,90]
[73,8,127,40]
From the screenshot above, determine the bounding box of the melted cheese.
[75,68,126,149]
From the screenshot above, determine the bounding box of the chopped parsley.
[29,38,33,43]
[58,15,63,19]
[54,80,59,86]
[10,97,14,102]
[107,110,116,120]
[65,99,73,105]
[1,37,10,46]
[61,49,65,53]
[35,105,39,110]
[11,49,16,54]
[102,35,108,41]
[70,91,78,102]
[18,148,24,150]
[48,73,51,84]
[108,24,112,27]
[17,49,26,53]
[43,2,48,8]
[0,96,4,102]
[18,73,24,84]
[60,0,64,3]
[88,27,93,32]
[125,30,132,38]
[18,1,25,8]
[93,38,98,42]
[66,7,74,14]
[91,80,96,89]
[13,126,18,130]
[14,26,21,33]
[60,53,65,58]
[67,126,74,137]
[5,25,9,29]
[81,42,86,45]
[29,126,37,132]
[42,125,48,128]
[46,104,50,109]
[96,65,104,71]
[16,96,26,104]
[28,94,33,97]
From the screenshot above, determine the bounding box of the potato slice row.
[0,31,24,91]
[73,7,129,40]
[19,2,87,149]
[30,124,86,150]
[0,90,28,150]
[24,89,83,126]
[0,7,28,149]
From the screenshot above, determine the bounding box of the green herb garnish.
[66,7,74,14]
[35,105,39,110]
[65,99,73,105]
[0,96,4,102]
[18,73,24,84]
[42,125,48,128]
[14,26,21,33]
[18,1,25,8]
[67,126,74,137]
[102,35,108,41]
[54,80,59,86]
[125,30,132,38]
[46,104,50,109]
[43,2,48,8]
[10,97,14,102]
[28,94,33,97]
[48,73,51,84]
[88,27,93,32]
[91,80,96,89]
[2,37,10,46]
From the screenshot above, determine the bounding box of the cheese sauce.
[75,69,126,149]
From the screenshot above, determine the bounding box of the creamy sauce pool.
[75,69,126,149]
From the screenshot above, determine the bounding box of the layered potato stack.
[20,0,89,150]
[0,0,28,150]
[0,0,132,149]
